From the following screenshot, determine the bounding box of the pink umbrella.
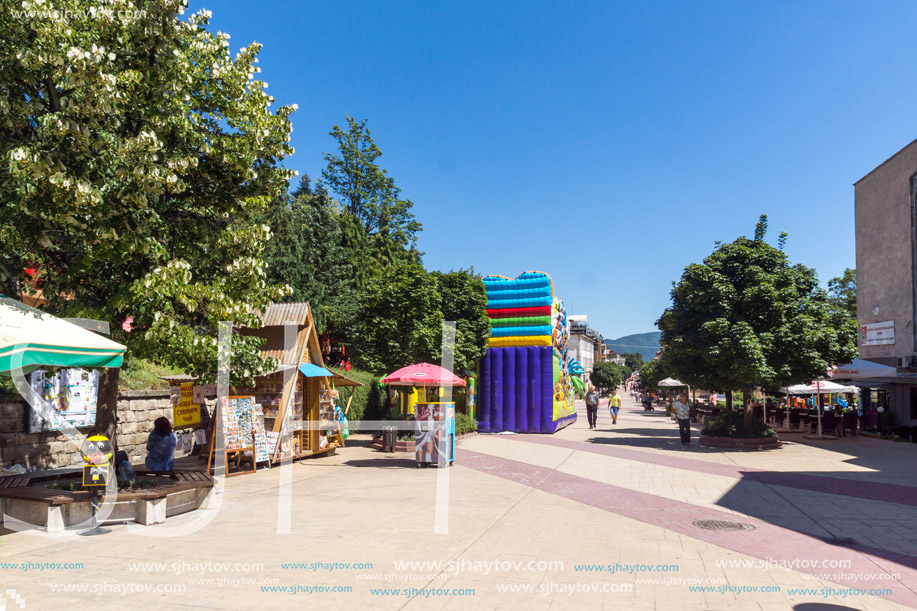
[382,363,466,387]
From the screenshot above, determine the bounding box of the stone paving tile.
[467,428,917,557]
[458,447,917,609]
[4,398,917,611]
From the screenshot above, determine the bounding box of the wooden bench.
[0,469,213,504]
[0,468,215,531]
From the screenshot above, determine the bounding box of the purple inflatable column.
[479,350,492,432]
[515,346,528,433]
[492,347,503,432]
[503,347,516,432]
[539,346,553,433]
[528,347,540,433]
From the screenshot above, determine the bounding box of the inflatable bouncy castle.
[478,272,577,433]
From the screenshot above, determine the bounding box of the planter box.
[700,435,782,450]
[371,431,477,453]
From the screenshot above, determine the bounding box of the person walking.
[674,392,692,447]
[585,385,600,429]
[609,388,621,425]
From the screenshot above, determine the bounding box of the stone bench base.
[0,486,214,532]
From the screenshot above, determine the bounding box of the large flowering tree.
[0,0,297,425]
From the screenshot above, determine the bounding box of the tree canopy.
[350,264,444,376]
[657,215,858,421]
[622,352,644,372]
[828,268,856,319]
[349,266,489,376]
[0,1,296,385]
[638,359,666,390]
[322,116,422,273]
[591,361,630,392]
[263,175,354,334]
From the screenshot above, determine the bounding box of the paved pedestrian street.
[2,391,916,610]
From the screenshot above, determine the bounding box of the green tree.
[638,359,665,390]
[622,352,644,371]
[828,268,857,319]
[0,2,295,435]
[431,269,490,374]
[657,215,858,426]
[321,117,422,274]
[263,176,355,334]
[591,361,628,393]
[351,264,443,375]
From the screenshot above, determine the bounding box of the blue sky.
[200,0,917,339]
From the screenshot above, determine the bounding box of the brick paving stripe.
[457,447,917,608]
[504,432,917,507]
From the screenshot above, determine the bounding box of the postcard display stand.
[207,396,268,477]
[266,374,342,463]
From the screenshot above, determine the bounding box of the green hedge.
[332,367,385,423]
[701,409,776,439]
[455,412,477,436]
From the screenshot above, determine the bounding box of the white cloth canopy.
[783,380,848,395]
[657,377,686,387]
[829,359,896,380]
[0,296,125,373]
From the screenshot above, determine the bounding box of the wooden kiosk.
[204,303,349,474]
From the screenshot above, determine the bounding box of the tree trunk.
[743,387,754,429]
[725,391,733,410]
[96,367,120,453]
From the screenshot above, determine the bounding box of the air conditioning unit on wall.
[897,355,917,369]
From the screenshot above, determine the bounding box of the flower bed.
[700,409,781,450]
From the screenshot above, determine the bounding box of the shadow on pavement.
[344,457,418,469]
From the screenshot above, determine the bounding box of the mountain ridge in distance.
[604,331,661,361]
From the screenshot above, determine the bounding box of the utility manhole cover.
[693,520,755,532]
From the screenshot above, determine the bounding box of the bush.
[332,367,384,423]
[701,410,776,439]
[455,412,477,436]
[119,356,182,390]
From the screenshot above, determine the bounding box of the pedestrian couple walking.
[585,386,621,429]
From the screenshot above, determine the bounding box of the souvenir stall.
[204,303,345,475]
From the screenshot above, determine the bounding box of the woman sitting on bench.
[145,417,177,472]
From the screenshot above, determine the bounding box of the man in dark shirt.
[585,386,600,429]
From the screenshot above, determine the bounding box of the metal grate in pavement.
[692,519,755,532]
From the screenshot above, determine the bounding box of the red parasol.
[382,363,466,387]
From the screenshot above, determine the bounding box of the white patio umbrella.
[0,296,125,373]
[781,380,845,438]
[657,377,686,387]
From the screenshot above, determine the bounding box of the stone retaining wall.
[0,390,180,471]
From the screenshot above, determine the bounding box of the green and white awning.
[0,296,126,373]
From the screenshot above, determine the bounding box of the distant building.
[568,315,603,384]
[605,349,625,366]
[854,138,917,426]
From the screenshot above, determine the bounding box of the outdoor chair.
[789,410,802,431]
[817,412,837,435]
[842,411,858,436]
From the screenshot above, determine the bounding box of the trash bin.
[382,426,397,453]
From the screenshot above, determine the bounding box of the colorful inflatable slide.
[478,271,576,433]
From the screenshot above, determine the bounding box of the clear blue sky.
[200,0,917,339]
